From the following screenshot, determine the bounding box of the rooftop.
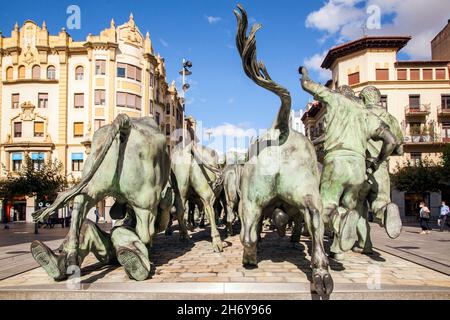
[321,36,412,69]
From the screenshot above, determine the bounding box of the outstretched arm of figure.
[299,66,334,105]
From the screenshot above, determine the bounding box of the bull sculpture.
[30,115,171,281]
[234,5,333,297]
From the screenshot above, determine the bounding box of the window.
[397,69,407,80]
[12,94,19,109]
[150,100,154,114]
[95,90,106,106]
[410,69,420,80]
[155,112,160,125]
[38,93,48,108]
[376,68,389,81]
[32,65,41,79]
[150,73,155,87]
[31,153,45,171]
[117,63,127,78]
[442,95,450,110]
[47,66,56,80]
[18,66,25,79]
[71,153,84,172]
[348,72,360,85]
[94,119,105,131]
[411,153,422,166]
[6,67,13,81]
[116,92,141,109]
[436,69,446,80]
[14,122,22,138]
[12,153,22,172]
[75,66,84,80]
[166,104,171,115]
[166,124,171,136]
[442,123,450,142]
[95,60,106,75]
[74,93,84,108]
[34,122,44,137]
[136,67,142,82]
[409,95,420,109]
[423,69,433,80]
[380,95,388,109]
[73,122,84,138]
[410,123,422,135]
[127,65,136,80]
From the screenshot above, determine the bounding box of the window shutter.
[127,65,136,80]
[348,72,360,85]
[75,94,84,107]
[117,92,126,106]
[136,96,142,110]
[34,122,44,135]
[376,69,389,81]
[6,67,13,80]
[18,66,25,79]
[410,69,420,80]
[136,68,142,82]
[397,69,407,80]
[436,69,446,80]
[423,69,433,80]
[32,66,41,79]
[95,90,101,105]
[127,93,135,108]
[74,123,84,137]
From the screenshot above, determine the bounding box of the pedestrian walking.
[94,207,100,224]
[439,201,450,232]
[419,201,431,234]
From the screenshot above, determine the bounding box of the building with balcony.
[301,29,450,218]
[0,15,184,222]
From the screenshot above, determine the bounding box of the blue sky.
[0,0,447,154]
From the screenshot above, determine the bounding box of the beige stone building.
[0,15,185,222]
[302,31,450,219]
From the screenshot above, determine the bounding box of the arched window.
[6,67,13,81]
[166,124,171,136]
[47,66,56,80]
[32,65,41,79]
[18,66,26,79]
[75,66,84,80]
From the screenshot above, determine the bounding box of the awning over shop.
[12,153,23,161]
[71,153,84,161]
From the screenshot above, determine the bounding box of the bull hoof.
[385,203,402,239]
[339,210,359,252]
[117,247,150,281]
[312,269,334,297]
[179,233,190,243]
[242,248,257,268]
[31,241,67,281]
[212,238,224,253]
[352,246,374,255]
[330,252,345,261]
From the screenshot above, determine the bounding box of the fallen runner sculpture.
[234,4,333,297]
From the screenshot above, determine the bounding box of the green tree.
[0,155,67,206]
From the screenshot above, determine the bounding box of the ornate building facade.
[0,15,185,222]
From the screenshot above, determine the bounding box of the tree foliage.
[391,153,449,193]
[0,155,67,204]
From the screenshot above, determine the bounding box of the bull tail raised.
[32,114,133,222]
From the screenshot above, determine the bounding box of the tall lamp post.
[180,59,193,146]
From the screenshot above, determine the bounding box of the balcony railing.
[404,104,431,116]
[404,134,447,144]
[437,105,450,117]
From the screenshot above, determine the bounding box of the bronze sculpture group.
[29,5,404,298]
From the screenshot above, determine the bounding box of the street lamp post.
[180,59,193,147]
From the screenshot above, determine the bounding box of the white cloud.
[306,0,449,60]
[209,123,257,139]
[206,15,222,24]
[303,51,332,82]
[159,38,169,48]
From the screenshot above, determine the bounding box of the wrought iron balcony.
[437,105,450,119]
[404,104,431,117]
